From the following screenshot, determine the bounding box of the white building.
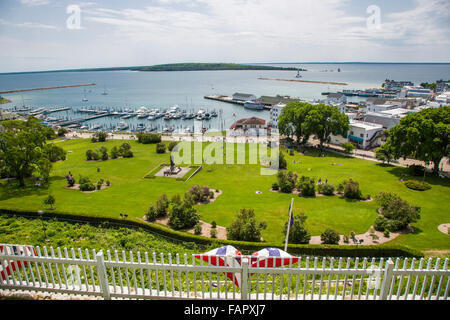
[232,93,257,102]
[435,92,450,105]
[347,120,384,150]
[269,103,286,130]
[399,86,432,98]
[327,93,347,104]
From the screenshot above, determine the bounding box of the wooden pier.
[55,112,110,127]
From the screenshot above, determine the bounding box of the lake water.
[0,63,449,132]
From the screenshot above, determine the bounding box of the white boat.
[295,70,302,78]
[117,122,129,131]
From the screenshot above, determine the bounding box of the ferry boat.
[244,100,264,110]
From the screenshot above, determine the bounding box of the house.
[347,120,384,150]
[229,117,267,137]
[327,93,347,104]
[232,93,257,102]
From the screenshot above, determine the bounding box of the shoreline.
[258,77,348,86]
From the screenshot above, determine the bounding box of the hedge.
[0,209,424,258]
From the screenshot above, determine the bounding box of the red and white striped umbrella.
[0,244,37,281]
[194,245,242,287]
[250,248,299,268]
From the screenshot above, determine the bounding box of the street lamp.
[37,210,47,242]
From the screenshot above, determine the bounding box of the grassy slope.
[0,138,448,250]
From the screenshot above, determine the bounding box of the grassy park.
[0,138,449,252]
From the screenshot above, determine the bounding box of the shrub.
[209,191,215,199]
[79,181,95,192]
[43,195,55,209]
[92,132,107,143]
[405,180,431,191]
[278,151,287,170]
[110,146,119,159]
[168,141,178,152]
[342,179,363,200]
[384,230,390,238]
[121,149,134,158]
[342,143,355,154]
[318,183,335,196]
[337,182,344,194]
[298,176,316,197]
[57,127,67,137]
[211,221,217,229]
[99,146,108,161]
[92,151,100,161]
[277,171,297,194]
[272,183,279,191]
[86,150,94,161]
[168,201,200,230]
[227,208,267,242]
[146,206,158,222]
[210,228,217,239]
[343,235,349,244]
[282,214,311,244]
[187,185,211,204]
[96,181,103,190]
[156,143,166,154]
[194,223,202,235]
[106,180,110,186]
[321,229,340,245]
[155,194,170,218]
[137,133,161,144]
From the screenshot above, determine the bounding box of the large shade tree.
[383,106,449,173]
[0,117,53,186]
[278,102,316,147]
[304,104,350,153]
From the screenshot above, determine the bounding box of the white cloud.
[19,0,50,6]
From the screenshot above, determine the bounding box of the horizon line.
[1,61,450,75]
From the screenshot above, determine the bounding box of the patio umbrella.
[250,248,299,268]
[194,245,242,287]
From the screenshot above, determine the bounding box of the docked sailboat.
[117,122,129,131]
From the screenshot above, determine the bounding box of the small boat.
[92,124,102,130]
[137,113,149,119]
[204,113,211,120]
[164,114,171,120]
[296,70,302,78]
[211,111,218,117]
[117,122,129,131]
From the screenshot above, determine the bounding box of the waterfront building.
[232,93,257,102]
[229,117,267,137]
[435,91,450,105]
[383,79,414,91]
[399,86,433,98]
[347,120,384,150]
[326,93,347,104]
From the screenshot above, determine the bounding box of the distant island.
[0,97,11,104]
[139,63,304,72]
[0,63,305,75]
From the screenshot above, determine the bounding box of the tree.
[278,151,287,170]
[156,143,166,154]
[276,171,298,193]
[227,209,267,242]
[92,132,107,143]
[168,198,200,230]
[342,143,355,154]
[44,144,67,162]
[321,228,340,245]
[382,106,449,173]
[375,144,394,165]
[277,102,316,147]
[304,104,350,153]
[57,127,68,137]
[43,195,55,209]
[297,176,316,197]
[282,213,311,244]
[0,117,51,186]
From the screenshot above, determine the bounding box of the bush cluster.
[276,171,298,193]
[91,132,107,143]
[321,228,340,245]
[318,183,335,196]
[405,180,431,191]
[86,143,133,161]
[186,185,212,204]
[227,208,267,242]
[297,176,316,197]
[79,176,95,192]
[137,133,162,144]
[374,192,421,232]
[156,143,166,154]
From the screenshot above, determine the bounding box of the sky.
[0,0,449,72]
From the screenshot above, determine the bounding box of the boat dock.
[43,107,71,115]
[204,95,271,110]
[55,112,110,127]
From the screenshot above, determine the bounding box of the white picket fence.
[1,245,449,300]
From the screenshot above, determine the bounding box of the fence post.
[241,257,249,300]
[379,259,394,300]
[95,251,111,300]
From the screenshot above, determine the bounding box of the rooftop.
[350,120,383,130]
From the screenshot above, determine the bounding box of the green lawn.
[0,138,449,251]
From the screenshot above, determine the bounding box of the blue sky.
[0,0,449,72]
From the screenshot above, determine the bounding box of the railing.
[1,245,449,300]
